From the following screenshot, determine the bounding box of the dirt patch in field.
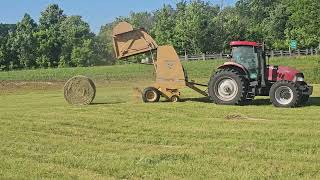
[225,114,267,121]
[132,87,143,103]
[0,81,64,93]
[225,114,247,120]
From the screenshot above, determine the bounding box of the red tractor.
[208,41,313,107]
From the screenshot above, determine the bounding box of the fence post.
[280,50,283,57]
[271,50,274,58]
[185,54,188,61]
[306,49,308,55]
[297,49,300,56]
[220,52,223,59]
[311,48,314,56]
[202,53,206,61]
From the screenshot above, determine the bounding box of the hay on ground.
[64,76,96,105]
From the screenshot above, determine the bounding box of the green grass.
[1,81,320,179]
[0,56,320,179]
[0,55,319,83]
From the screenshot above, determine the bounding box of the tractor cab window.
[232,46,258,79]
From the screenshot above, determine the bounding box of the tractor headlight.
[296,76,304,82]
[294,74,305,82]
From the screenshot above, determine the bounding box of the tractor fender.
[267,65,301,82]
[217,62,250,76]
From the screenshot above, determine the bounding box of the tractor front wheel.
[142,87,160,103]
[269,81,301,108]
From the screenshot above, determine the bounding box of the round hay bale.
[64,75,96,105]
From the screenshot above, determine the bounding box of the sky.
[0,0,236,33]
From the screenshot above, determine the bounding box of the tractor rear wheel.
[208,69,249,105]
[142,87,160,103]
[269,81,301,108]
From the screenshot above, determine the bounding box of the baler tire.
[170,95,180,103]
[208,69,249,105]
[142,87,160,103]
[269,81,301,108]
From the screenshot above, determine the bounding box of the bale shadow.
[90,101,126,105]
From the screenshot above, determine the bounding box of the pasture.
[0,56,319,179]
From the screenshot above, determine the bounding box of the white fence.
[179,48,319,61]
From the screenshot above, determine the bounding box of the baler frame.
[112,22,208,102]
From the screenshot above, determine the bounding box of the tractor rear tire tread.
[208,68,249,105]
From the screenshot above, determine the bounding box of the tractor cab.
[229,41,265,80]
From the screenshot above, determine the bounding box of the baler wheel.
[269,81,301,108]
[170,95,180,103]
[142,87,160,103]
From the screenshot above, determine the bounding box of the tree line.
[0,4,112,71]
[1,0,320,71]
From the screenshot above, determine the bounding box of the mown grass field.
[0,56,320,179]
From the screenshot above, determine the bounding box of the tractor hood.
[267,65,302,82]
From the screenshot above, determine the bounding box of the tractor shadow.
[248,99,271,106]
[247,97,320,107]
[180,97,320,107]
[180,97,212,103]
[307,97,320,107]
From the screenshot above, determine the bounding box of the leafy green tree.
[235,0,278,42]
[39,4,66,29]
[97,23,118,64]
[0,24,16,70]
[174,1,219,54]
[71,39,95,66]
[10,14,38,68]
[174,1,189,54]
[129,12,154,31]
[35,4,66,68]
[285,0,320,48]
[218,7,247,50]
[151,5,176,46]
[59,15,94,67]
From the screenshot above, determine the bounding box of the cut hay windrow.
[64,75,96,105]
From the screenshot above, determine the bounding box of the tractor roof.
[230,41,261,47]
